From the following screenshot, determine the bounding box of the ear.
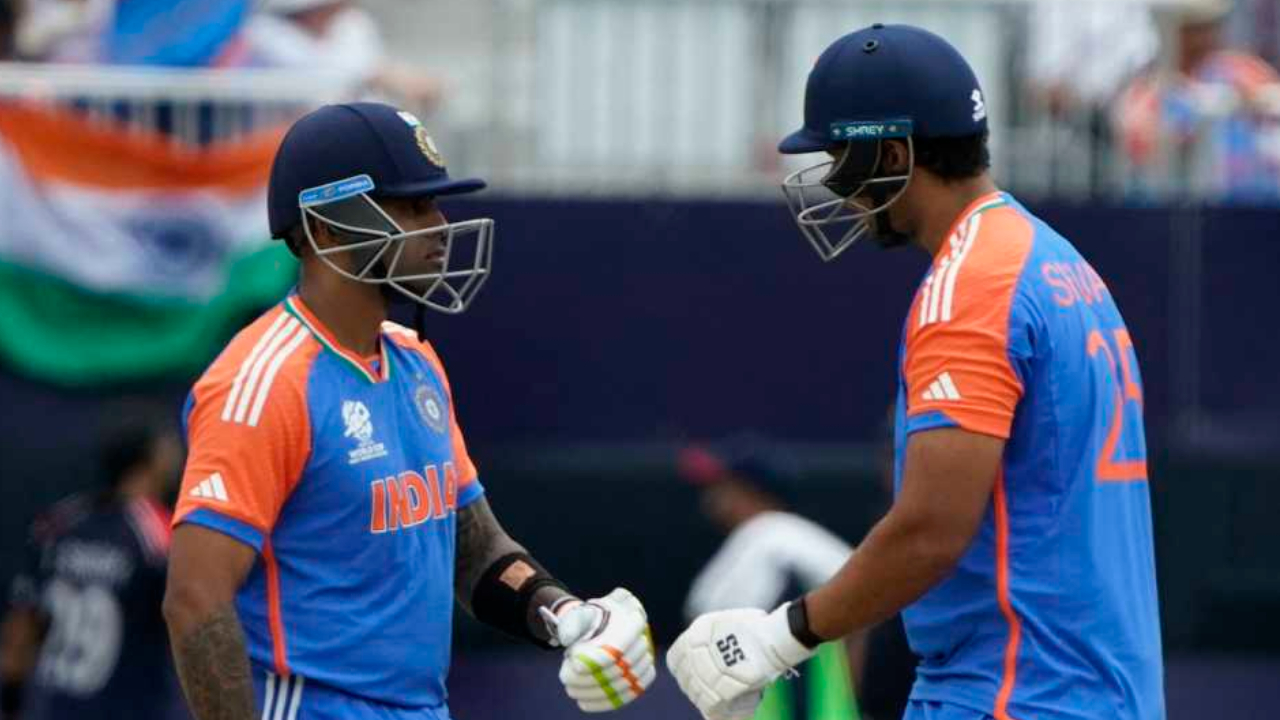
[304,216,338,251]
[881,139,910,174]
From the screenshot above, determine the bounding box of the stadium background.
[0,0,1278,718]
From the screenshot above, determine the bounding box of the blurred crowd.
[2,0,1280,200]
[0,0,442,113]
[1023,0,1280,200]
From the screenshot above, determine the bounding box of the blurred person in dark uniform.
[0,421,184,720]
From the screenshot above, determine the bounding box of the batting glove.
[540,588,656,712]
[665,603,817,720]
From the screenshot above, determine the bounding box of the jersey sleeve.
[174,354,312,552]
[904,209,1034,440]
[450,400,484,509]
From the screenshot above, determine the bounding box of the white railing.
[0,62,354,146]
[472,0,1280,201]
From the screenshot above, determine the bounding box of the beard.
[855,183,911,249]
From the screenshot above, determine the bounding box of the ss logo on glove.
[716,635,747,667]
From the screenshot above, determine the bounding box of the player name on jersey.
[1040,260,1110,308]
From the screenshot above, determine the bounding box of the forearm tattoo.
[172,605,256,720]
[455,498,526,611]
[454,498,572,642]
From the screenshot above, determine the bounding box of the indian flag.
[0,102,296,385]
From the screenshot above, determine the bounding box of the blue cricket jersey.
[176,294,483,716]
[893,192,1165,720]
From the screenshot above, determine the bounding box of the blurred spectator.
[1025,1,1158,119]
[1225,0,1280,68]
[14,0,251,65]
[677,437,862,720]
[104,0,250,66]
[13,0,109,62]
[1020,2,1158,196]
[240,0,444,113]
[0,421,184,720]
[0,0,17,59]
[1114,0,1280,200]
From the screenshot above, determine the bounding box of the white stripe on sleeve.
[939,214,982,322]
[223,312,290,422]
[247,326,309,428]
[233,317,300,424]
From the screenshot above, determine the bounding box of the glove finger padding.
[567,663,654,712]
[563,643,653,702]
[565,653,655,698]
[555,587,655,712]
[561,632,652,687]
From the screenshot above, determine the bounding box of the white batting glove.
[665,604,817,720]
[540,588,656,712]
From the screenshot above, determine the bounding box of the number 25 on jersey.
[1088,328,1147,483]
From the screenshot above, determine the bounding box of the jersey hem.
[907,409,1012,440]
[178,508,265,552]
[457,479,485,508]
[906,410,959,434]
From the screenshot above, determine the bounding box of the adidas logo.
[190,473,229,502]
[921,372,962,401]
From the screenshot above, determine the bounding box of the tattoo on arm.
[454,498,525,611]
[171,606,256,720]
[454,498,572,643]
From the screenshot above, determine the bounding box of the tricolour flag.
[0,102,296,385]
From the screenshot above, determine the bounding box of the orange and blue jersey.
[893,192,1165,720]
[174,293,483,718]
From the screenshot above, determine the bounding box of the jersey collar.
[284,294,391,384]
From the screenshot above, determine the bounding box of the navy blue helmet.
[268,102,493,314]
[778,25,988,260]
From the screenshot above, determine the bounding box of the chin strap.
[414,300,427,337]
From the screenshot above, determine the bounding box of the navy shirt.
[16,494,181,720]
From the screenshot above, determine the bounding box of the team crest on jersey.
[414,384,448,434]
[343,400,389,465]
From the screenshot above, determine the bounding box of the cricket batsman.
[162,102,655,720]
[667,24,1165,720]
